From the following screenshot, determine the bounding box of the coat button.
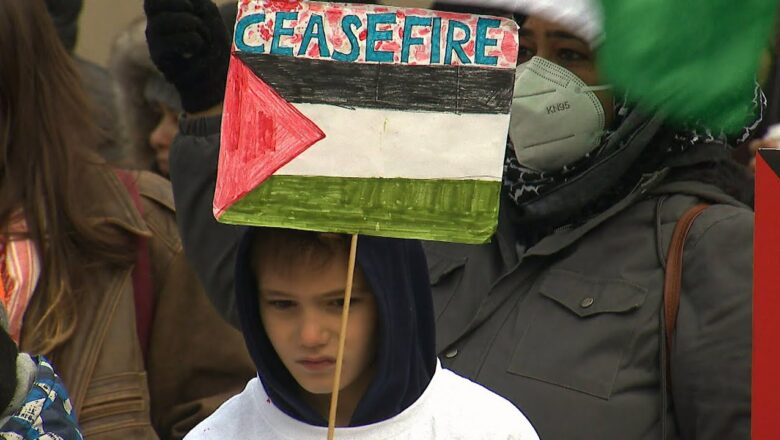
[580,297,595,308]
[444,348,459,359]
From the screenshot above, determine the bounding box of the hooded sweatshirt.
[186,233,539,440]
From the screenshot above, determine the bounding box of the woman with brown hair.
[0,0,255,438]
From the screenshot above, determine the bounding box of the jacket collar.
[80,161,151,237]
[495,135,746,262]
[520,169,668,259]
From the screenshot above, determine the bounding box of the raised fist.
[144,0,230,113]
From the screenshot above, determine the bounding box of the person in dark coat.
[145,0,754,438]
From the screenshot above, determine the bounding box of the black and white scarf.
[503,84,767,208]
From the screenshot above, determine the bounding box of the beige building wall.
[75,0,433,67]
[75,0,235,67]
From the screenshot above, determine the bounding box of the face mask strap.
[580,84,612,93]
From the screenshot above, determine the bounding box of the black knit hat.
[0,323,18,414]
[44,0,84,52]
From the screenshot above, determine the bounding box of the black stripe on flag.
[236,52,514,115]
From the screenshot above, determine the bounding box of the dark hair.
[0,0,133,354]
[250,229,350,279]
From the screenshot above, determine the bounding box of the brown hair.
[251,229,350,279]
[0,0,133,354]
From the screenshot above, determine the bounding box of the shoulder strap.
[663,203,709,384]
[113,169,155,363]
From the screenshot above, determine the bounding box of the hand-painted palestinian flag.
[215,0,518,243]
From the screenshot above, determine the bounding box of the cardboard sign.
[754,148,780,439]
[215,0,519,243]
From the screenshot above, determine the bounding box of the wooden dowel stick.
[327,233,359,440]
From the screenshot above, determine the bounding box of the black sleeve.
[169,114,245,327]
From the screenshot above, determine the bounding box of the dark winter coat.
[426,174,751,440]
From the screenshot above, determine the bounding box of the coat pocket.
[507,268,647,399]
[78,372,156,438]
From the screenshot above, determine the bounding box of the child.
[186,229,539,439]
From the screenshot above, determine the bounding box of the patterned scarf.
[0,356,83,439]
[0,214,41,344]
[503,84,767,208]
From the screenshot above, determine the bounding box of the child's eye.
[328,298,360,308]
[267,300,296,310]
[328,299,346,308]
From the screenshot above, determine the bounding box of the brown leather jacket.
[19,166,255,439]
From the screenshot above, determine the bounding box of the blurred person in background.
[111,4,238,176]
[0,0,254,438]
[43,0,123,165]
[111,17,183,175]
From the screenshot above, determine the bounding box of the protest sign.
[215,0,519,243]
[754,148,780,439]
[438,0,776,132]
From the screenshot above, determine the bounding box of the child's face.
[257,248,378,396]
[148,102,179,177]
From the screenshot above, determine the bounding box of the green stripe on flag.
[219,176,501,243]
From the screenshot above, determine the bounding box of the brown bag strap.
[114,169,155,363]
[663,203,709,382]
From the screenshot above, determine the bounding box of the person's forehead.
[256,252,370,292]
[519,15,590,44]
[432,0,602,45]
[428,1,516,18]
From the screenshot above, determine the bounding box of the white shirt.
[185,361,539,440]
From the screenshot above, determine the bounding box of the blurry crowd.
[0,0,770,439]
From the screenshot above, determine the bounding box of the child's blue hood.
[234,231,437,427]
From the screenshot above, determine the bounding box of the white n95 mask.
[508,56,611,172]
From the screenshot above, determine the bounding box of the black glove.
[144,0,230,113]
[0,326,18,414]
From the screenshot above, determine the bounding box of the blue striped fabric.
[0,356,83,440]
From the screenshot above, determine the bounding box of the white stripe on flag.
[276,104,509,181]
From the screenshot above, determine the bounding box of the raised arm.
[145,0,243,325]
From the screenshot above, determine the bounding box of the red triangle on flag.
[214,54,325,218]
